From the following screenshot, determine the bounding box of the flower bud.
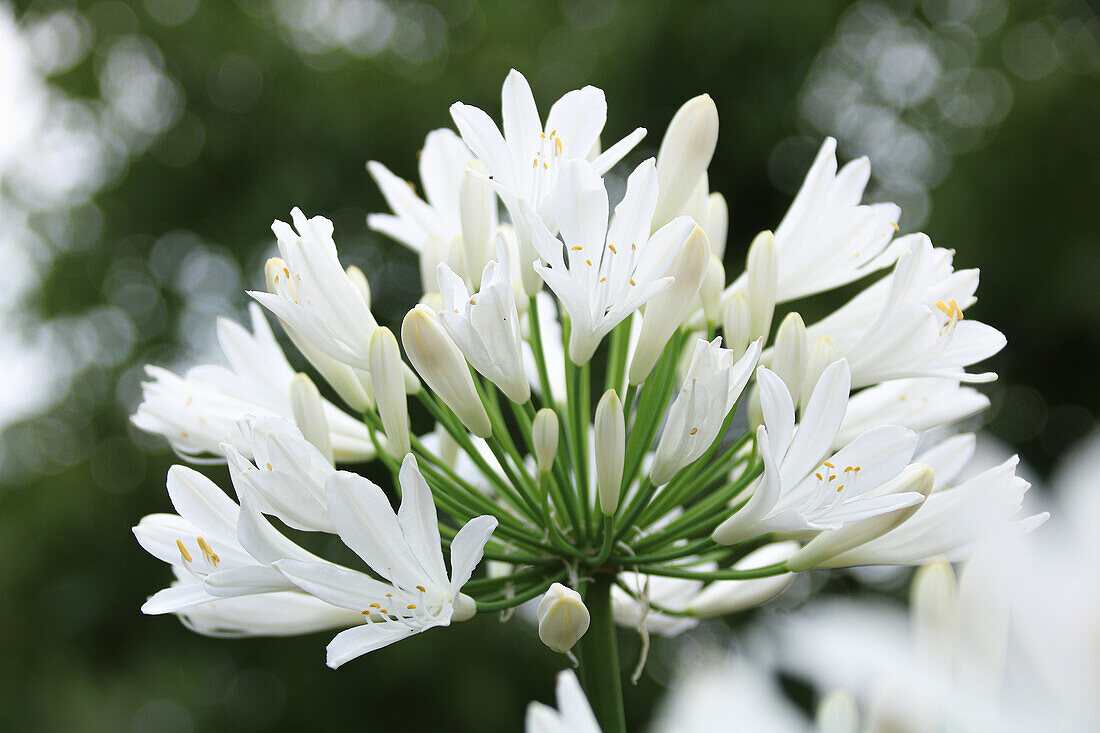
[537,583,590,653]
[452,593,477,622]
[654,94,719,228]
[771,311,807,405]
[721,291,752,360]
[345,265,372,310]
[460,160,495,287]
[629,226,711,385]
[369,326,411,458]
[700,255,725,327]
[746,230,777,341]
[801,336,838,412]
[532,408,559,475]
[911,559,958,668]
[787,464,935,572]
[290,373,334,464]
[816,690,860,733]
[594,390,626,515]
[401,304,492,438]
[705,191,728,260]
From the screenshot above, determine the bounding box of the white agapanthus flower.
[132,303,374,462]
[526,670,601,733]
[133,69,1018,727]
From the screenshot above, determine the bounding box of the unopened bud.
[401,305,492,438]
[594,390,626,515]
[629,226,711,385]
[345,265,372,310]
[721,291,752,360]
[801,336,838,412]
[771,312,807,405]
[705,192,728,260]
[700,255,725,326]
[816,690,860,733]
[369,327,411,458]
[746,231,777,341]
[537,583,590,653]
[532,408,559,475]
[654,94,719,228]
[290,373,334,464]
[460,160,495,287]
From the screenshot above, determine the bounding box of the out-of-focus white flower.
[275,455,497,668]
[537,582,590,653]
[714,362,921,545]
[651,337,761,486]
[803,236,1005,388]
[525,670,601,733]
[438,241,530,404]
[726,137,903,303]
[401,304,492,438]
[132,303,373,463]
[836,378,989,448]
[450,68,645,296]
[524,158,695,364]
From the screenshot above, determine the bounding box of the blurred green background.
[0,0,1096,729]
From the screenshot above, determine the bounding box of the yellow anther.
[843,466,853,473]
[571,245,583,251]
[407,604,417,610]
[836,484,845,492]
[599,277,606,283]
[416,585,426,592]
[823,461,834,468]
[585,259,592,266]
[532,158,538,168]
[196,536,220,566]
[181,431,189,438]
[555,137,563,155]
[379,608,388,615]
[385,592,394,597]
[829,474,836,481]
[815,472,823,481]
[176,539,193,563]
[853,466,861,472]
[369,602,381,608]
[891,221,900,231]
[265,462,273,471]
[542,161,548,169]
[608,244,617,254]
[469,298,477,306]
[629,278,636,286]
[283,266,290,278]
[361,609,371,615]
[185,396,193,406]
[689,427,698,436]
[631,242,637,250]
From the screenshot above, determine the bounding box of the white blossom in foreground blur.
[131,69,1028,726]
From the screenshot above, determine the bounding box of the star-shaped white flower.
[275,455,498,667]
[524,158,694,364]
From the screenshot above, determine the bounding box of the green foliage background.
[1,0,1096,729]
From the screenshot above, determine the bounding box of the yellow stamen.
[689,427,698,435]
[571,245,583,251]
[836,484,845,492]
[629,278,636,286]
[815,473,823,481]
[823,461,834,468]
[608,244,617,254]
[416,585,426,592]
[407,604,417,610]
[176,539,193,563]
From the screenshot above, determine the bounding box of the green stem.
[577,574,626,733]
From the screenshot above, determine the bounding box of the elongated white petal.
[746,231,778,341]
[290,373,334,464]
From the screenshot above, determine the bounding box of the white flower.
[367,128,499,291]
[524,158,695,364]
[835,378,990,448]
[401,304,493,437]
[132,303,373,463]
[133,465,313,616]
[713,361,922,545]
[222,417,336,533]
[725,136,903,303]
[650,337,762,486]
[611,542,799,635]
[250,208,379,371]
[537,582,590,653]
[813,434,1047,567]
[275,455,497,668]
[176,585,365,638]
[526,670,601,733]
[438,241,531,404]
[803,235,1006,388]
[450,69,645,295]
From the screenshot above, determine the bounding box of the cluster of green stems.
[361,297,788,732]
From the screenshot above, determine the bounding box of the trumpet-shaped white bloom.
[133,465,316,615]
[222,417,337,533]
[814,435,1047,567]
[714,362,922,545]
[132,303,373,463]
[275,455,497,667]
[450,69,645,296]
[525,158,695,364]
[725,137,903,303]
[835,377,990,448]
[250,208,379,371]
[368,129,499,290]
[438,242,531,404]
[651,337,762,486]
[526,670,601,733]
[804,236,1005,388]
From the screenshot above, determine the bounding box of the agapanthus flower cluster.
[133,69,1041,684]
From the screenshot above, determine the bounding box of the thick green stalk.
[577,574,626,733]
